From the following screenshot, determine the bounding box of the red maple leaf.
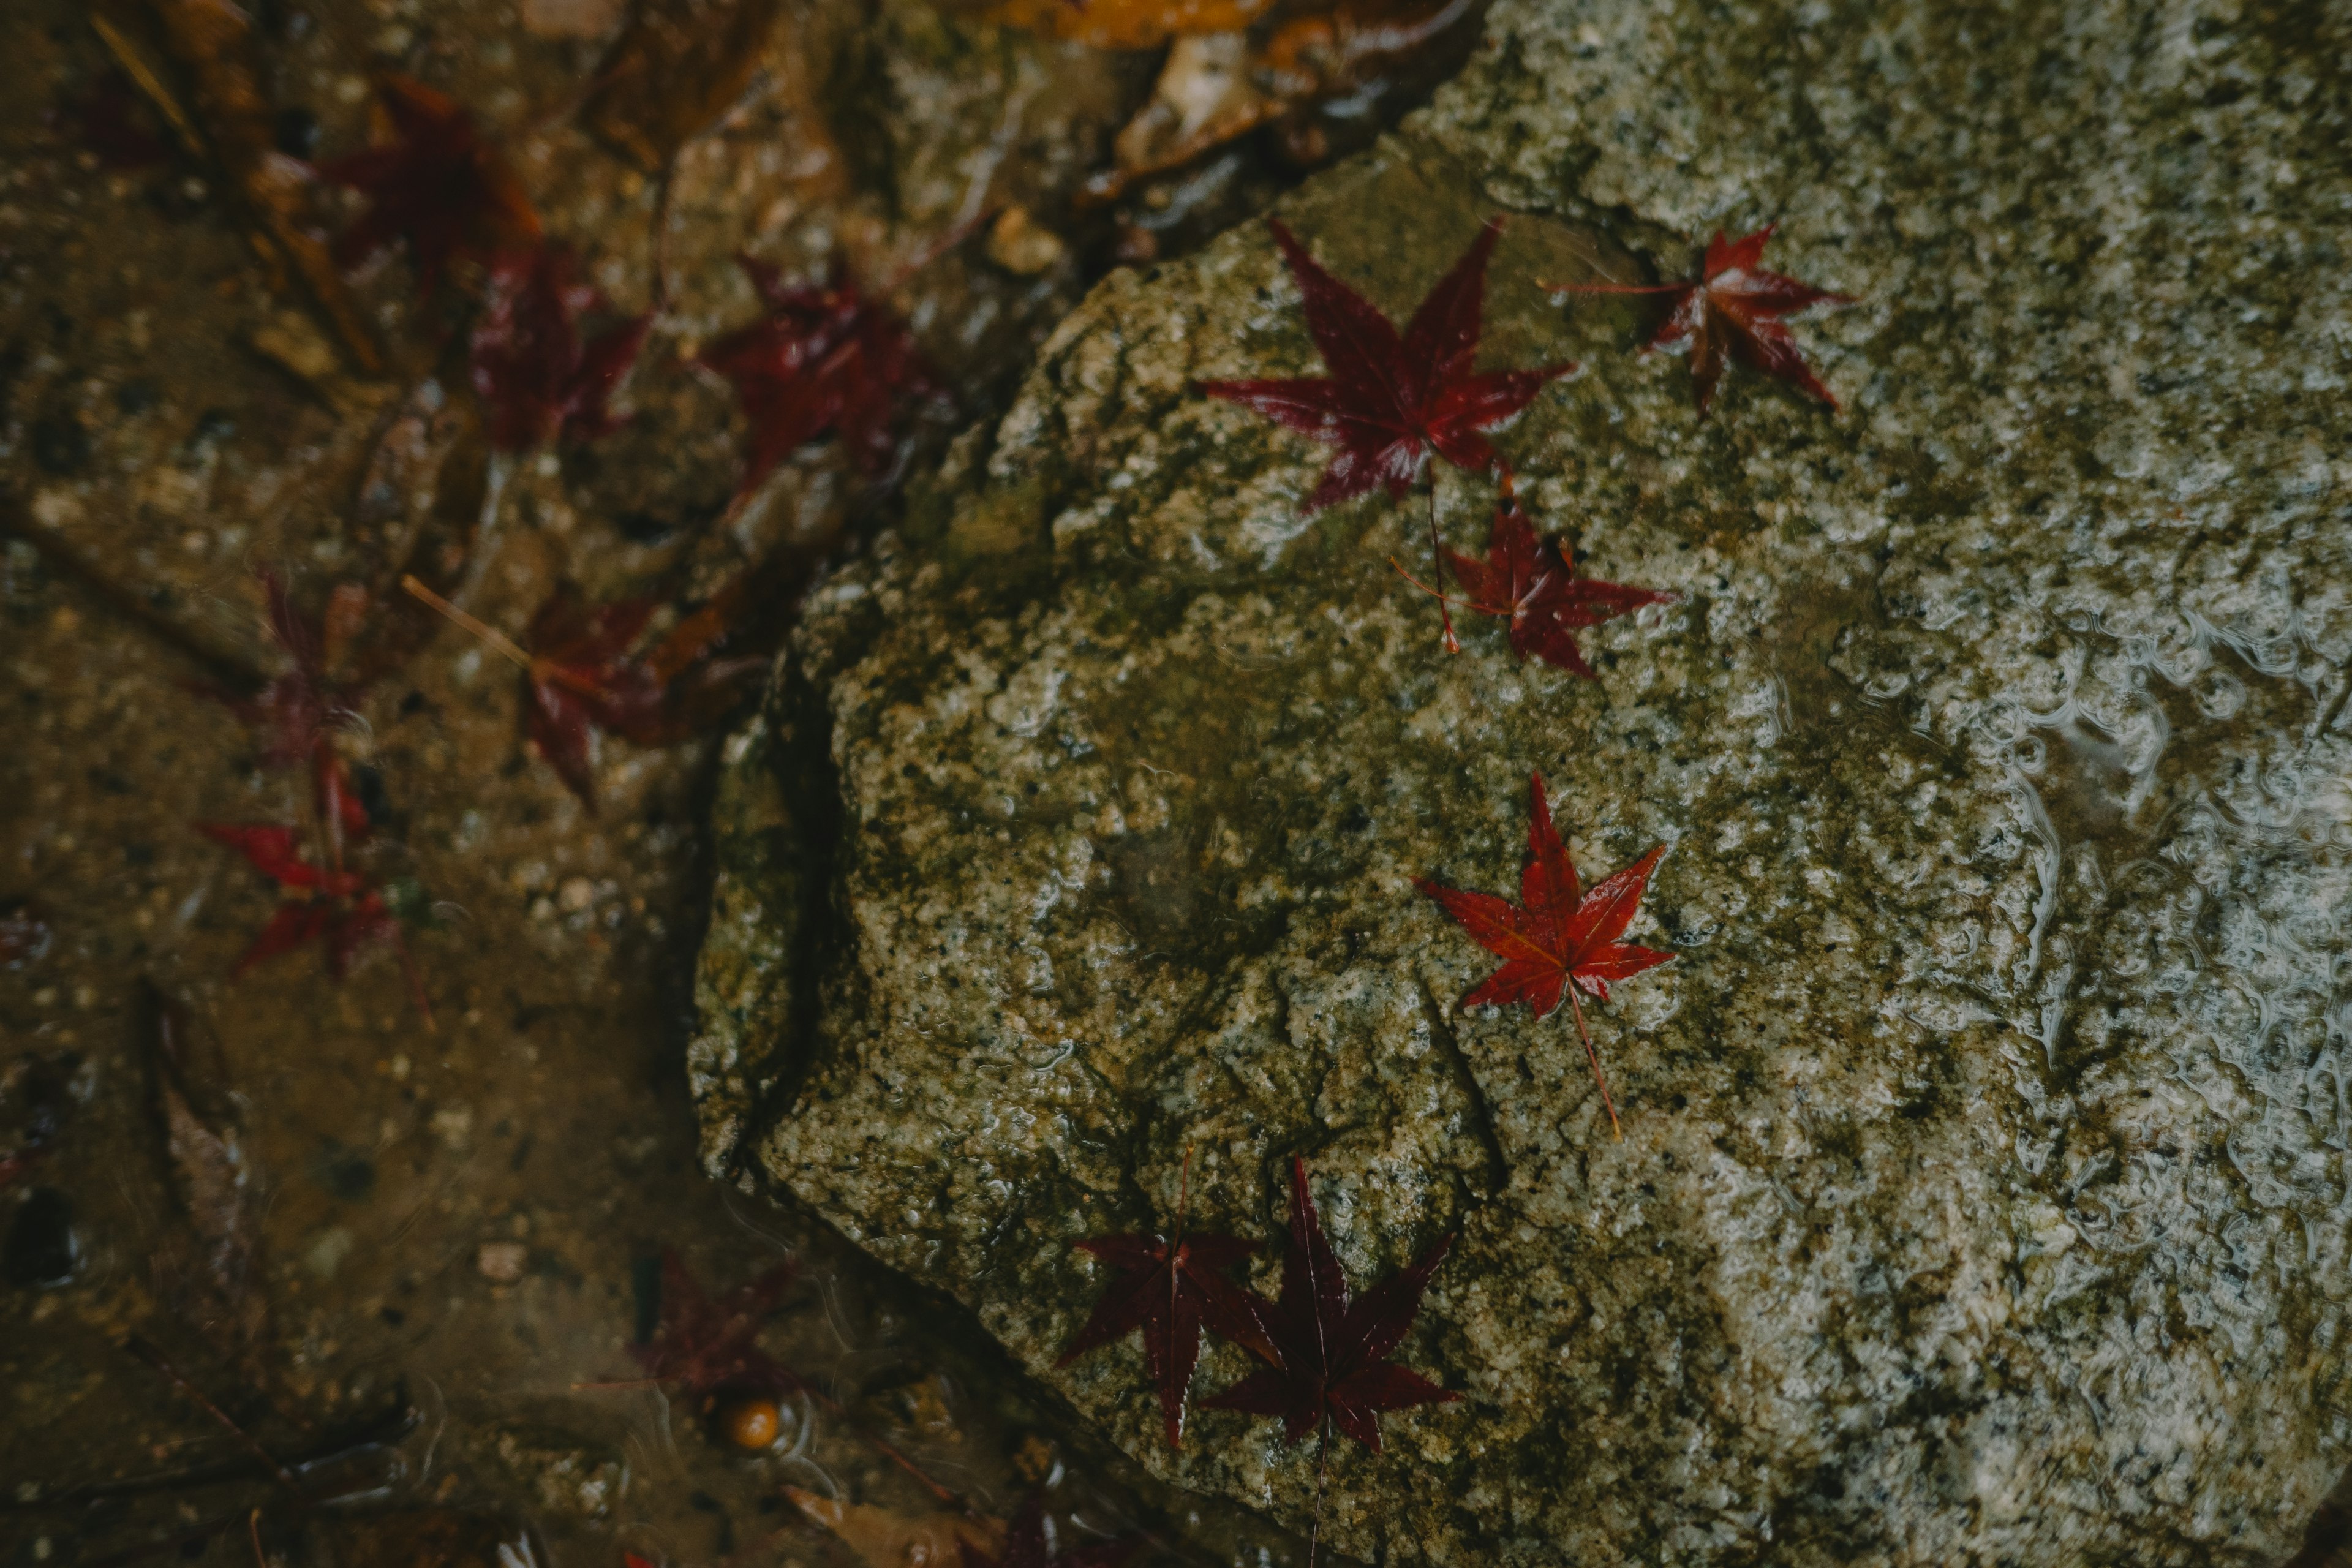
[1204,1156,1455,1453]
[630,1249,802,1398]
[195,824,427,1022]
[1395,480,1674,678]
[519,585,670,804]
[1198,217,1572,513]
[1551,223,1852,417]
[1057,1153,1274,1449]
[961,1493,1140,1568]
[698,254,946,492]
[1414,772,1673,1138]
[469,246,651,453]
[205,571,374,853]
[320,75,542,298]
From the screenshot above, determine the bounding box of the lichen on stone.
[694,1,2352,1561]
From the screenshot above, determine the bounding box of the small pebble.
[477,1241,527,1284]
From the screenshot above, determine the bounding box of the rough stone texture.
[692,1,2352,1562]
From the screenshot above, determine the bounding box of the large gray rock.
[692,0,2352,1561]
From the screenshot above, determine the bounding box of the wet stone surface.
[695,0,2352,1563]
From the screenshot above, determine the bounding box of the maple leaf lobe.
[1202,1156,1456,1453]
[699,255,946,492]
[1415,772,1673,1018]
[1199,217,1573,512]
[1058,1225,1267,1448]
[321,75,541,297]
[1438,497,1676,678]
[630,1248,802,1398]
[470,245,650,453]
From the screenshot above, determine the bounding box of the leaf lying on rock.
[1057,1152,1272,1449]
[1548,222,1852,417]
[1199,217,1572,513]
[468,245,652,453]
[1394,478,1673,677]
[321,74,542,298]
[1415,772,1673,1138]
[1204,1155,1455,1452]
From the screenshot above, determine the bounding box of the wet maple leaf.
[206,571,374,850]
[469,246,651,453]
[1199,217,1572,513]
[519,585,670,807]
[1057,1156,1273,1449]
[960,1493,1140,1568]
[320,75,541,297]
[1414,772,1672,1137]
[699,254,946,491]
[1204,1156,1455,1452]
[195,824,426,1022]
[1398,483,1675,678]
[1551,222,1852,417]
[631,1248,802,1397]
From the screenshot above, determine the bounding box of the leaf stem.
[1385,557,1511,618]
[399,576,535,673]
[1540,278,1683,295]
[1425,484,1458,654]
[1564,987,1623,1141]
[124,1336,304,1495]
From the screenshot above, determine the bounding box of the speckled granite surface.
[692,1,2352,1560]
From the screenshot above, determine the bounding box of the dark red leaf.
[1202,1156,1456,1453]
[518,584,667,808]
[629,1248,802,1398]
[1199,217,1572,512]
[195,822,424,1016]
[1553,222,1852,417]
[1414,772,1673,1137]
[1404,484,1675,677]
[62,69,172,169]
[1058,1224,1271,1449]
[469,245,651,453]
[698,254,946,491]
[320,75,541,298]
[960,1493,1141,1568]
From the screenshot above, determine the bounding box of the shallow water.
[0,0,1485,1558]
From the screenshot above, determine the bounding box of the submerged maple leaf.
[469,246,651,453]
[205,571,374,853]
[195,824,427,1021]
[699,254,946,492]
[630,1249,802,1397]
[960,1493,1140,1568]
[1551,223,1852,417]
[1397,481,1674,677]
[1199,217,1572,513]
[1058,1154,1273,1449]
[320,75,541,296]
[1415,773,1672,1138]
[1204,1156,1455,1452]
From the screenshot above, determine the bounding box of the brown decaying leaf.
[143,983,266,1356]
[95,0,383,374]
[583,0,783,172]
[785,1488,1003,1568]
[971,0,1274,51]
[1084,0,1480,204]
